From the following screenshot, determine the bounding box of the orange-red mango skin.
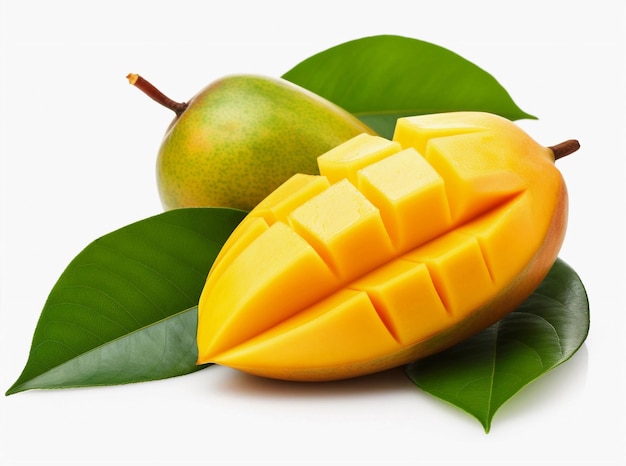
[196,112,568,381]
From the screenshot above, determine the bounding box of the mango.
[196,112,578,381]
[127,73,375,211]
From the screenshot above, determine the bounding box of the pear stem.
[127,73,188,117]
[550,139,580,161]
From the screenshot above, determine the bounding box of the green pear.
[128,74,375,211]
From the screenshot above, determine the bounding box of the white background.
[1,1,624,465]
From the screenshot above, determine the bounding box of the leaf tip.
[5,385,20,397]
[482,420,492,434]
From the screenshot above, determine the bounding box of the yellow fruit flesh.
[197,112,567,381]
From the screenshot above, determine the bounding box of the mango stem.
[550,140,580,161]
[127,73,188,117]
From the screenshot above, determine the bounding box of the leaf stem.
[127,73,188,117]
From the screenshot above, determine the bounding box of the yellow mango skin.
[197,112,568,381]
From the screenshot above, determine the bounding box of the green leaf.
[282,35,535,138]
[405,258,590,433]
[6,207,246,395]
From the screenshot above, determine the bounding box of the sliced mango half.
[197,112,571,381]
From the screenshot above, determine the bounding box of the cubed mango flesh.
[197,112,568,381]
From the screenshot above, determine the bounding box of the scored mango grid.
[222,131,527,346]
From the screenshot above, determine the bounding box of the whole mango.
[196,112,579,381]
[128,73,375,211]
